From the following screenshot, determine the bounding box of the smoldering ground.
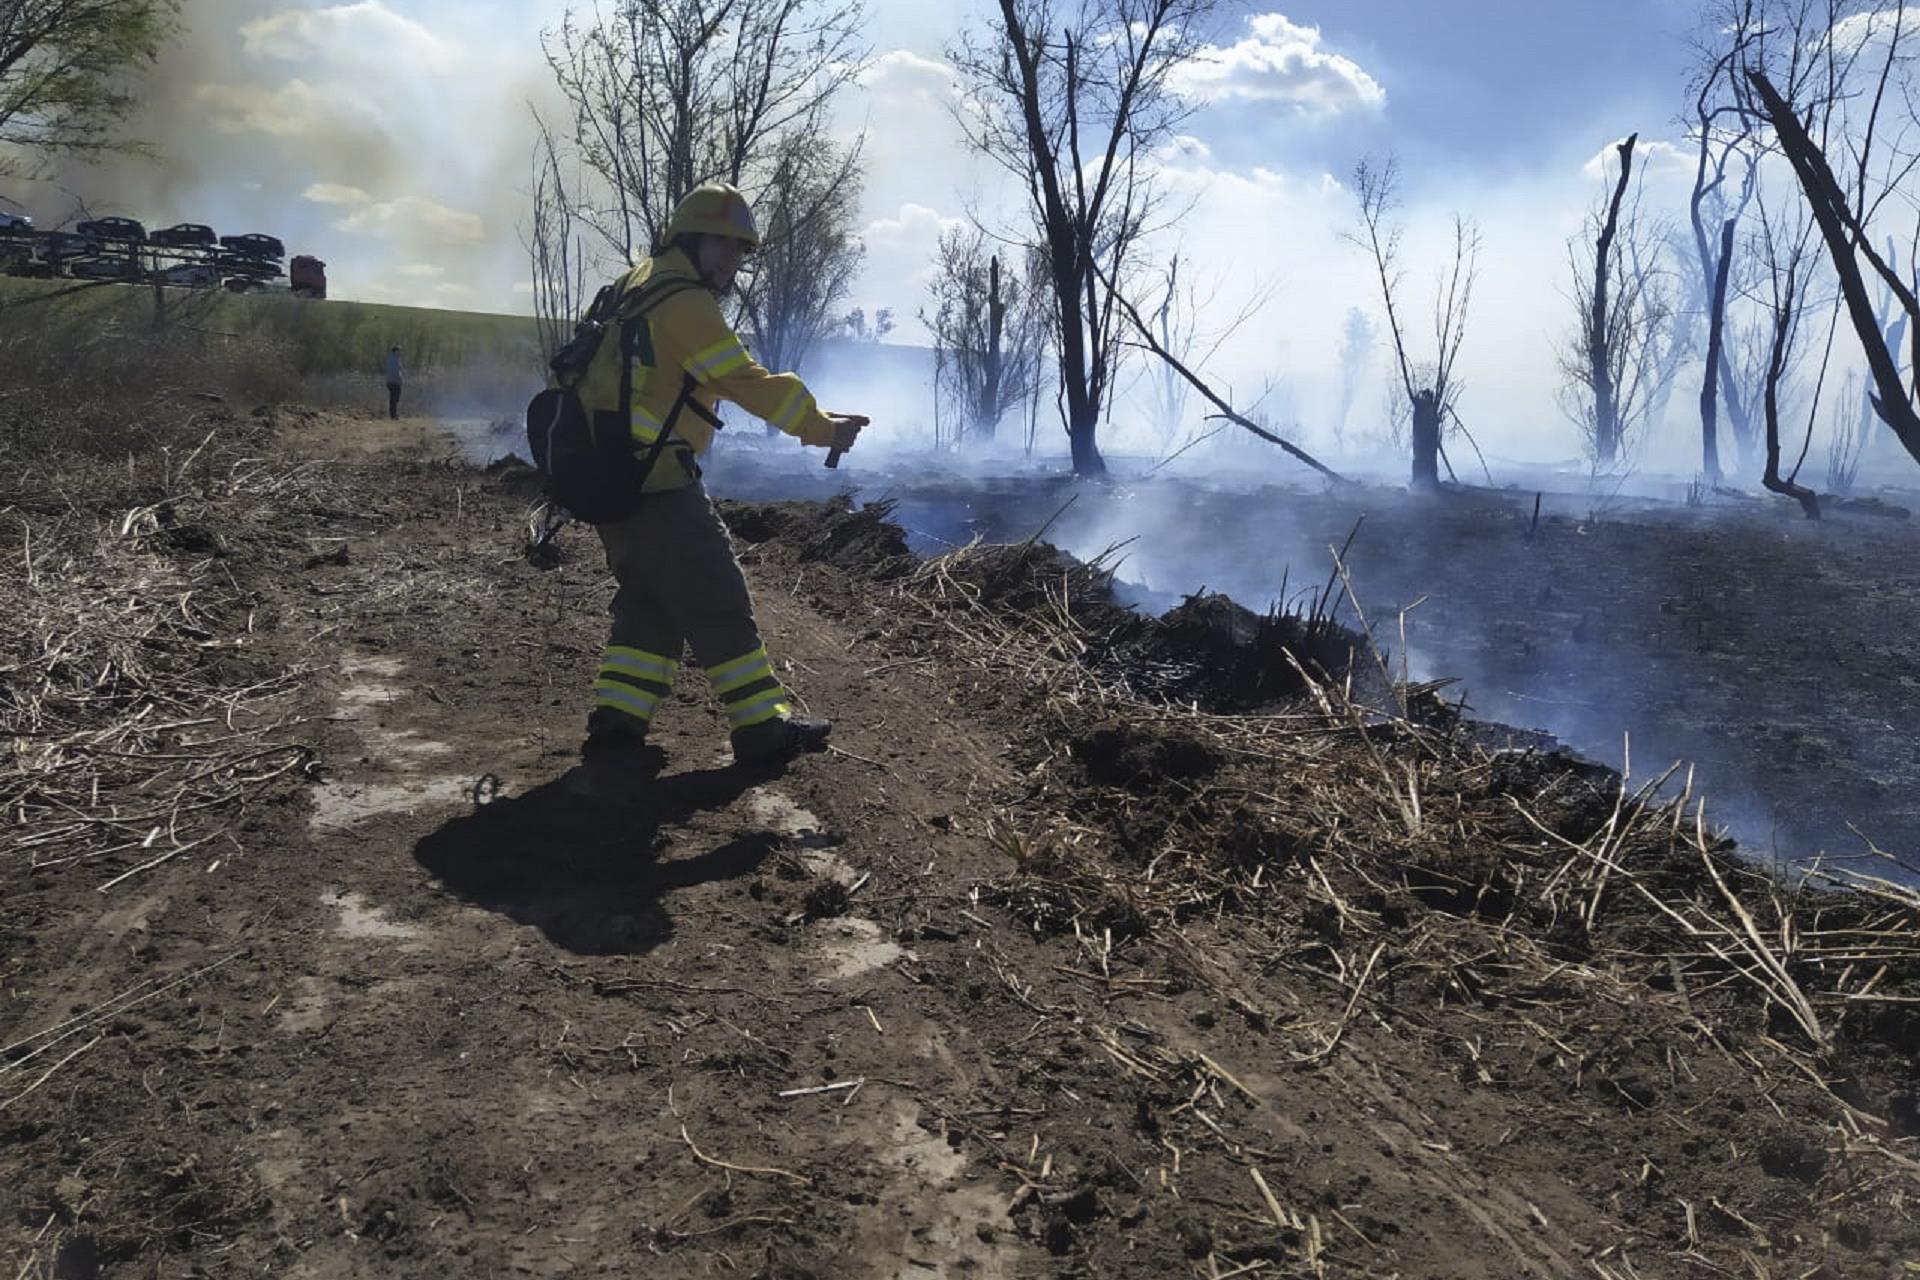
[604,413,1920,886]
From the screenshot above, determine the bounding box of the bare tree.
[836,307,894,342]
[527,112,594,366]
[1148,256,1193,444]
[0,0,179,174]
[1346,157,1479,488]
[951,0,1220,476]
[540,0,867,264]
[1686,0,1765,480]
[1333,306,1376,450]
[1129,254,1272,448]
[1828,369,1874,490]
[1740,0,1920,469]
[1101,269,1348,482]
[1641,227,1704,434]
[737,136,866,378]
[924,226,1047,448]
[1560,135,1682,469]
[1748,180,1825,515]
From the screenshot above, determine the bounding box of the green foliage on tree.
[0,0,182,174]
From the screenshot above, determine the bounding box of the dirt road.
[5,412,1915,1278]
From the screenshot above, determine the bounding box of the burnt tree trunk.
[1057,255,1104,475]
[978,254,1006,442]
[1410,394,1442,490]
[1748,70,1920,467]
[1698,215,1737,480]
[1761,287,1821,518]
[1689,159,1756,477]
[1589,133,1637,467]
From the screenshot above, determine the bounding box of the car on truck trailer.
[157,263,221,288]
[70,257,143,281]
[76,217,146,243]
[44,232,100,261]
[216,253,284,278]
[151,223,216,247]
[220,233,284,259]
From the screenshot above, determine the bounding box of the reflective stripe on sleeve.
[687,336,752,383]
[770,384,815,433]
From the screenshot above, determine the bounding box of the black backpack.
[525,274,724,525]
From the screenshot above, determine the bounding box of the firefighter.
[584,182,865,768]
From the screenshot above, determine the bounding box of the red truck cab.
[290,255,327,299]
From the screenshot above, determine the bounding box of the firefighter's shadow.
[413,756,783,956]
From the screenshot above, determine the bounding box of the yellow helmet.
[666,183,761,250]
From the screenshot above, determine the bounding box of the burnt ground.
[693,445,1920,878]
[4,409,1919,1279]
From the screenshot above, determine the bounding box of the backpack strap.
[613,275,727,489]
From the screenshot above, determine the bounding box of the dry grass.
[0,307,343,892]
[857,523,1920,1275]
[0,421,323,891]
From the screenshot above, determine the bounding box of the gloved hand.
[823,413,868,470]
[827,413,868,453]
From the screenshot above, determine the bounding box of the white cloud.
[863,202,965,248]
[1581,137,1692,183]
[1828,8,1913,57]
[241,2,457,75]
[1156,134,1215,164]
[858,49,959,102]
[1173,13,1385,114]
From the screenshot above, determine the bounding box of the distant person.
[578,182,866,769]
[383,345,403,419]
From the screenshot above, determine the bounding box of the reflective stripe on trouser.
[594,481,789,735]
[704,646,791,730]
[592,644,675,727]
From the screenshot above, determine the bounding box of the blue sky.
[2,1,1729,462]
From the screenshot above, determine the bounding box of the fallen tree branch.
[1093,260,1351,484]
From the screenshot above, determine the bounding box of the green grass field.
[0,276,541,380]
[1,276,545,420]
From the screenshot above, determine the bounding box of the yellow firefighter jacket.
[580,247,838,492]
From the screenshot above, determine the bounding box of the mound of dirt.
[728,497,1371,715]
[722,496,915,578]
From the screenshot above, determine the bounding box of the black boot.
[570,713,662,799]
[582,711,649,760]
[731,715,831,766]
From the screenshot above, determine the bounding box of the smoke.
[12,0,559,312]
